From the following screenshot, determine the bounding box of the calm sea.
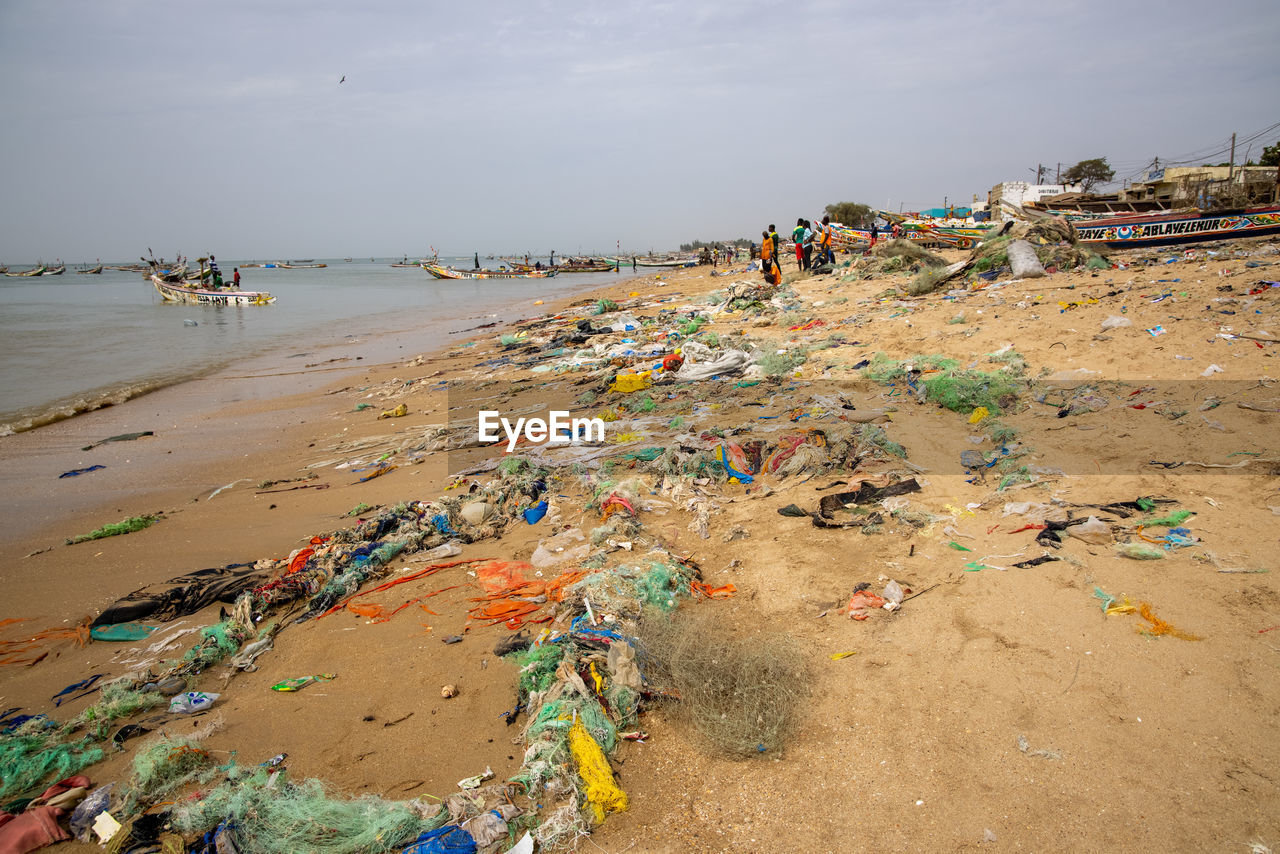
[0,257,645,435]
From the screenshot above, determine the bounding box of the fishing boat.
[634,257,696,268]
[150,275,275,305]
[278,262,327,268]
[77,264,104,274]
[44,265,66,275]
[5,265,46,277]
[422,263,555,280]
[1073,203,1280,249]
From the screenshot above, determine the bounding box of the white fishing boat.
[150,275,275,306]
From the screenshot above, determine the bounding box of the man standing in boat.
[209,255,222,289]
[233,267,241,289]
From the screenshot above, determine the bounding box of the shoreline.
[3,239,1278,852]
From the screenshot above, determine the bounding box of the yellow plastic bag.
[609,371,651,394]
[968,406,990,424]
[378,403,408,419]
[569,720,627,822]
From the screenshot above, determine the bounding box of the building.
[988,182,1083,220]
[1121,165,1278,205]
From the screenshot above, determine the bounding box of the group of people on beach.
[759,216,836,284]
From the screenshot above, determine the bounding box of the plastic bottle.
[418,541,462,561]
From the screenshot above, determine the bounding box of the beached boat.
[1073,204,1280,249]
[635,257,696,268]
[5,265,47,277]
[422,263,556,280]
[76,265,104,274]
[151,275,275,305]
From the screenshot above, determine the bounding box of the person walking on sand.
[792,219,805,270]
[760,229,780,285]
[768,224,780,266]
[818,216,835,265]
[802,220,815,270]
[870,222,879,248]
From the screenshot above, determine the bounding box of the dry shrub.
[638,607,809,757]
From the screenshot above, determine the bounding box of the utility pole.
[1056,162,1061,184]
[1228,132,1236,181]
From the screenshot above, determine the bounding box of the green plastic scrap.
[66,514,159,545]
[948,541,973,552]
[1116,542,1165,560]
[1092,586,1117,612]
[1137,510,1193,528]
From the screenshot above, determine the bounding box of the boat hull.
[151,275,275,305]
[1074,204,1280,249]
[421,263,555,280]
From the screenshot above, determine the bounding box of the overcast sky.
[1,0,1276,261]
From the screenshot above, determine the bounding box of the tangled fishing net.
[171,766,438,854]
[639,607,810,757]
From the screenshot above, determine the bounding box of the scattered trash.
[66,514,160,545]
[59,464,105,478]
[457,766,494,790]
[271,674,335,692]
[169,691,219,713]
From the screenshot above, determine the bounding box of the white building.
[989,182,1083,219]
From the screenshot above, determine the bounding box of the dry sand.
[2,239,1278,852]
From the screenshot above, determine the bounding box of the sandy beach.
[2,237,1279,853]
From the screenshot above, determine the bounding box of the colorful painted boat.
[5,265,46,277]
[421,263,556,280]
[1073,204,1280,249]
[44,265,66,275]
[151,275,275,305]
[278,262,328,268]
[76,265,104,274]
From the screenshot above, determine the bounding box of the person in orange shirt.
[819,216,835,265]
[760,229,781,284]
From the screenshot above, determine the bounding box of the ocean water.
[0,257,644,435]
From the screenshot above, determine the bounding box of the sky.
[1,0,1277,261]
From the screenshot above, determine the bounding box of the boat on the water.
[1072,203,1280,249]
[77,264,104,274]
[422,263,555,280]
[278,262,327,268]
[150,275,275,305]
[5,265,47,277]
[44,265,66,276]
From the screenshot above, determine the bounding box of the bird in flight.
[339,75,345,84]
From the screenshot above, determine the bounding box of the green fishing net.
[0,725,104,802]
[172,768,435,854]
[66,514,159,545]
